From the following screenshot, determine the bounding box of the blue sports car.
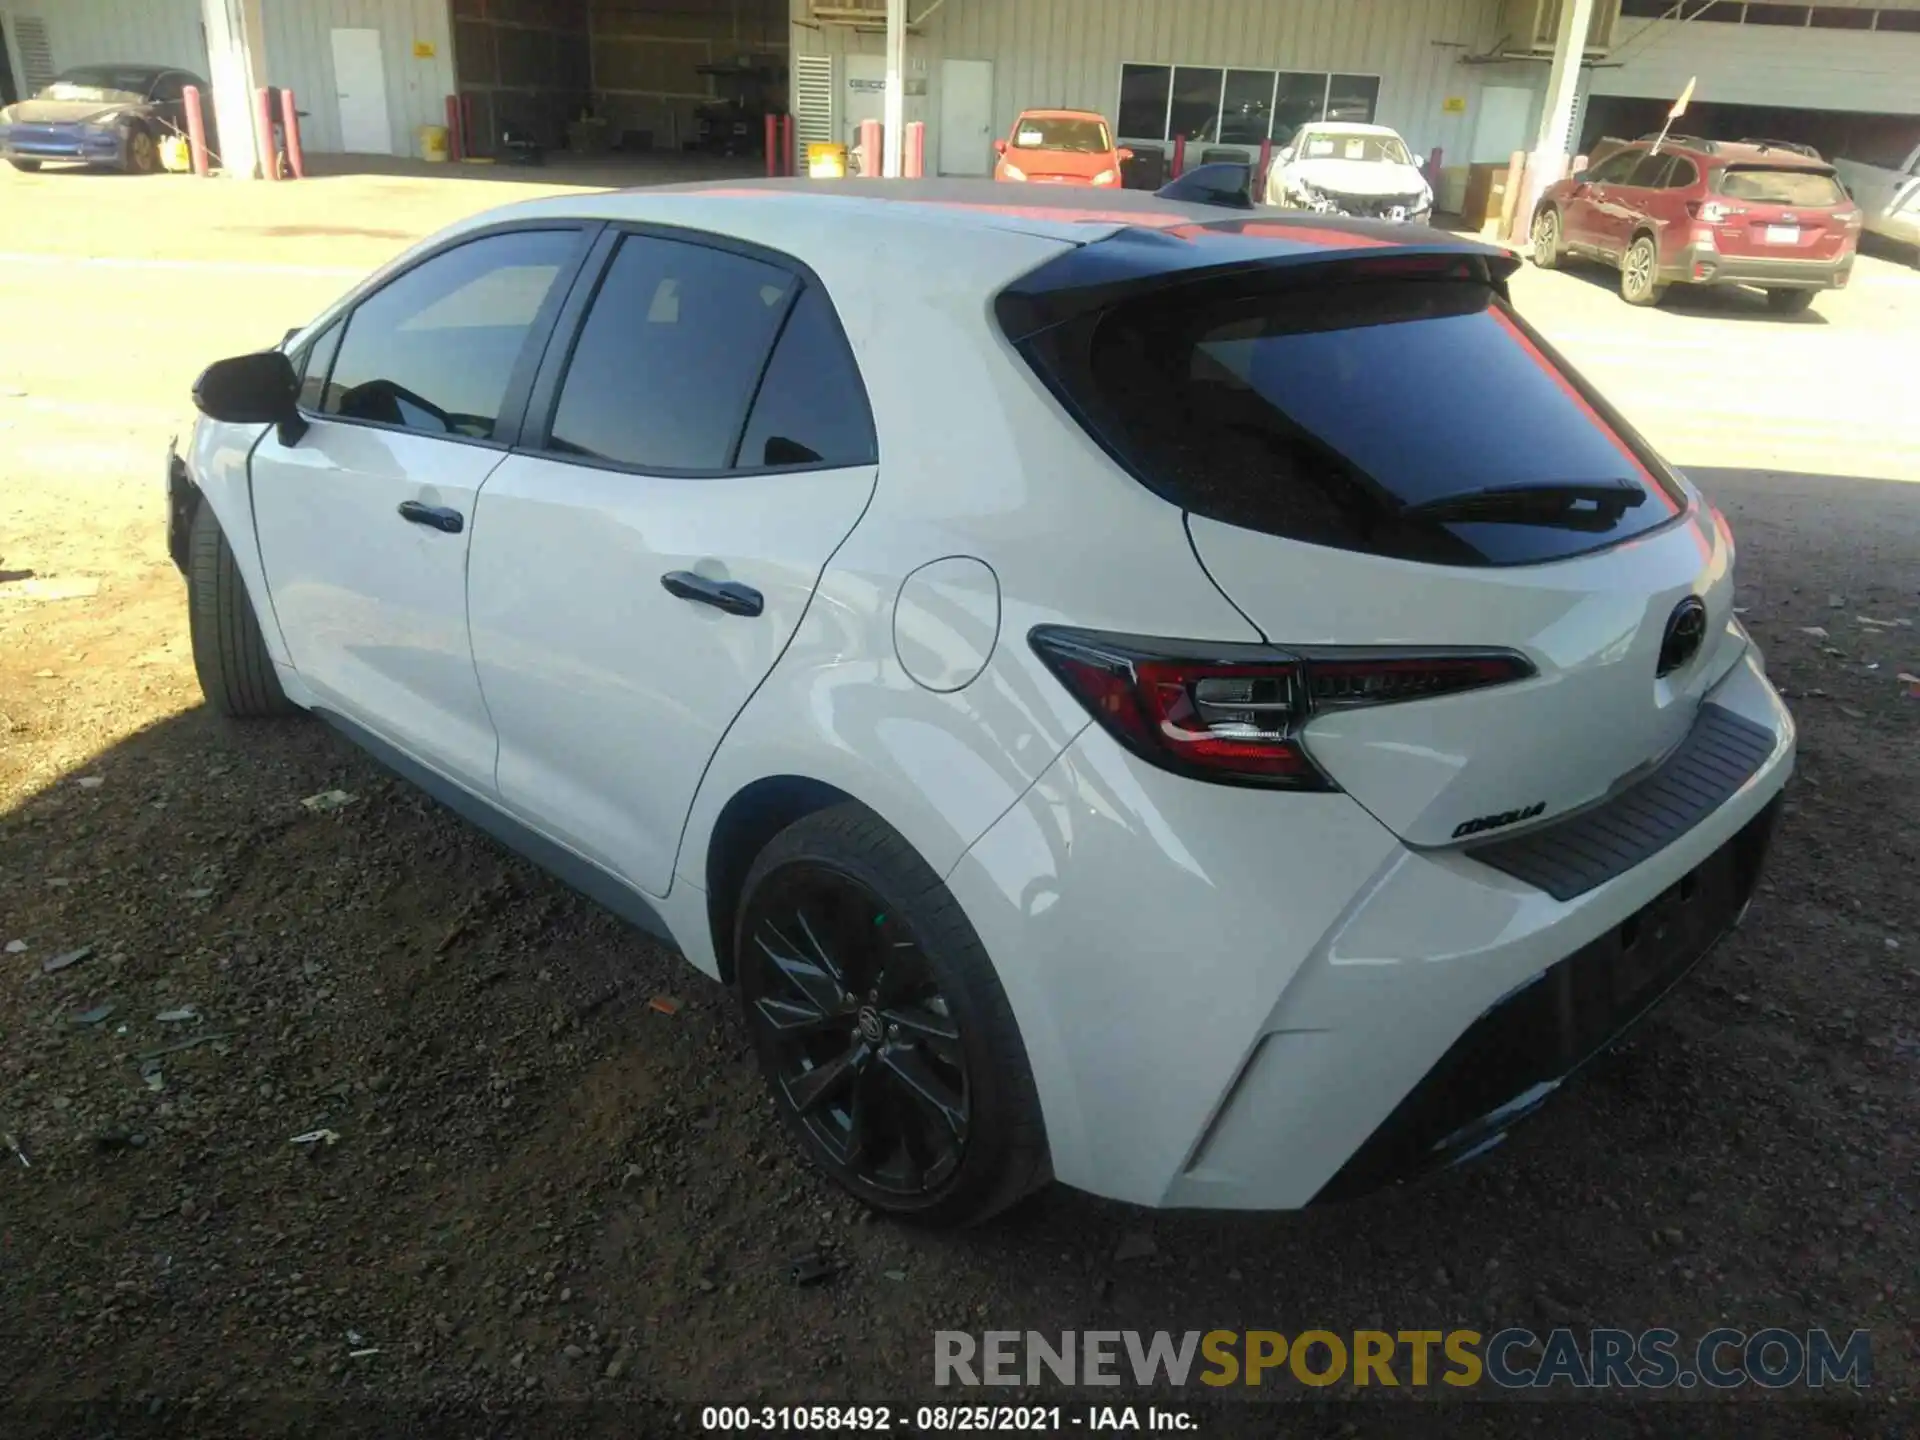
[0,63,211,174]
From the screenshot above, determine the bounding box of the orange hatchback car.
[993,109,1131,188]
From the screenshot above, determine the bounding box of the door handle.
[397,500,463,534]
[660,570,764,617]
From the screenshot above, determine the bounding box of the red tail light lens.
[1031,628,1534,789]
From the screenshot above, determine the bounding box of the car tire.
[187,502,298,719]
[7,157,41,173]
[1530,208,1562,270]
[734,802,1049,1228]
[125,127,159,176]
[1765,289,1816,315]
[1620,235,1665,307]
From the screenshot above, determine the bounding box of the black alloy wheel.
[734,803,1048,1227]
[744,867,970,1198]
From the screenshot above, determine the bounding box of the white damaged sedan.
[1265,121,1432,222]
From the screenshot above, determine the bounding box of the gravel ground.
[0,167,1916,1437]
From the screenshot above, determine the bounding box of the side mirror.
[193,350,304,443]
[1413,155,1426,170]
[1117,146,1134,162]
[1571,170,1590,186]
[993,139,1007,155]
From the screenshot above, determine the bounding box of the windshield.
[1011,117,1111,154]
[1297,132,1412,165]
[38,68,154,103]
[1715,166,1846,206]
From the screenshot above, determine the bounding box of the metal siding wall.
[1588,19,1920,115]
[260,0,456,156]
[14,0,208,74]
[794,0,1517,168]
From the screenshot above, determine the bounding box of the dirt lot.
[1,164,1916,1436]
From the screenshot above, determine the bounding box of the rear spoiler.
[1155,161,1256,210]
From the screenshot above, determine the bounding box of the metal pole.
[279,87,305,178]
[1529,0,1596,193]
[183,85,211,176]
[882,0,906,177]
[201,0,267,178]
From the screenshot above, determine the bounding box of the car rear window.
[1716,166,1846,206]
[1010,265,1688,567]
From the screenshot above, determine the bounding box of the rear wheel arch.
[703,775,859,983]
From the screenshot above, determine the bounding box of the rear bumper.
[1670,243,1852,290]
[947,646,1794,1210]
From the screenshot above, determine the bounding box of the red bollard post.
[183,84,210,176]
[858,118,882,177]
[1171,133,1186,179]
[460,94,475,157]
[446,94,464,161]
[781,113,794,175]
[253,86,279,179]
[1257,136,1272,182]
[765,113,779,177]
[905,121,925,178]
[279,88,306,178]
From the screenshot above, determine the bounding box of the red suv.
[1531,136,1863,313]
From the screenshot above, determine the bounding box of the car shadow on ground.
[1548,256,1833,324]
[0,465,1912,1414]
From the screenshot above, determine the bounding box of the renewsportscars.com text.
[934,1328,1872,1391]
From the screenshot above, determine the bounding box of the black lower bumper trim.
[1467,702,1777,902]
[1313,794,1781,1203]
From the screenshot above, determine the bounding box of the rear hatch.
[1002,233,1743,848]
[1707,163,1852,260]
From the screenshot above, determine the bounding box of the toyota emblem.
[1657,596,1708,677]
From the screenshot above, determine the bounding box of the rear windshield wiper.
[1398,480,1648,531]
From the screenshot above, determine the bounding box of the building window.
[1743,3,1810,22]
[1220,70,1277,145]
[1808,5,1873,25]
[1878,8,1920,30]
[1327,75,1382,124]
[1169,67,1226,142]
[1618,0,1683,15]
[1117,65,1379,145]
[1273,72,1331,142]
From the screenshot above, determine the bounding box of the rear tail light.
[1029,627,1534,789]
[1689,201,1734,223]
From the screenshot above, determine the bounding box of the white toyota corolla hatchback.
[171,177,1794,1227]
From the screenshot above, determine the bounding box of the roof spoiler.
[1155,161,1256,210]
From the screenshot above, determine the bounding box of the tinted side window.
[325,229,578,441]
[1665,158,1699,189]
[150,72,186,104]
[296,319,344,412]
[547,234,796,471]
[1628,153,1674,187]
[736,285,876,470]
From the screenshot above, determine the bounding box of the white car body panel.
[1191,498,1738,847]
[467,456,879,898]
[177,180,1798,1212]
[251,418,506,793]
[949,648,1791,1207]
[1832,144,1920,249]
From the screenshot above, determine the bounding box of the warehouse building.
[3,0,1917,200]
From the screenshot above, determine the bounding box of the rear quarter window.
[1011,267,1687,567]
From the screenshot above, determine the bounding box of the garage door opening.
[452,0,787,175]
